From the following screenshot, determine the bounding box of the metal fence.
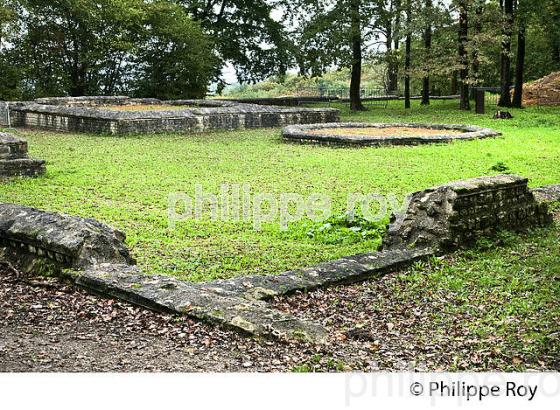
[485,92,500,107]
[295,87,398,107]
[293,85,556,109]
[473,86,560,108]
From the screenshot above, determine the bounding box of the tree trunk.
[458,0,470,110]
[404,0,411,109]
[471,0,483,86]
[421,0,432,105]
[387,0,401,93]
[498,0,514,107]
[385,27,395,92]
[512,20,526,108]
[388,40,399,93]
[450,71,458,95]
[350,0,366,111]
[69,65,87,97]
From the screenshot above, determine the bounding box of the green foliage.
[0,1,22,100]
[236,0,559,97]
[285,212,387,247]
[0,53,21,100]
[180,0,292,86]
[132,1,216,99]
[16,0,147,97]
[490,161,510,173]
[0,0,216,99]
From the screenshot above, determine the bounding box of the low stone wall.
[532,184,560,203]
[5,96,340,135]
[0,133,46,177]
[382,175,553,252]
[0,204,134,273]
[76,264,327,343]
[0,134,28,158]
[282,122,501,146]
[0,176,556,342]
[0,203,329,342]
[34,96,133,107]
[0,159,45,178]
[195,247,434,300]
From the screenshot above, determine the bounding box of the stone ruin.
[0,133,46,177]
[0,203,134,274]
[0,203,327,343]
[282,122,501,147]
[0,175,557,343]
[0,96,340,135]
[382,174,553,252]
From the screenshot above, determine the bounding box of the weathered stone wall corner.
[382,175,554,252]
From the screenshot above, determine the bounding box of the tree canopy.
[1,0,559,105]
[0,0,215,99]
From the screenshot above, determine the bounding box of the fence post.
[475,89,485,114]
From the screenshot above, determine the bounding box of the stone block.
[382,175,554,252]
[0,133,46,177]
[0,203,134,270]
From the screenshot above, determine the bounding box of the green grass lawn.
[1,100,559,281]
[399,228,560,370]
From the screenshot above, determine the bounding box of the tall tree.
[545,0,560,66]
[404,0,412,109]
[0,1,13,46]
[0,0,21,100]
[390,3,402,93]
[471,0,484,87]
[457,0,470,110]
[512,16,526,107]
[498,0,514,107]
[132,1,217,99]
[421,0,433,105]
[9,0,216,99]
[285,0,377,110]
[379,0,402,93]
[181,0,291,88]
[350,0,366,110]
[18,0,147,96]
[513,0,534,108]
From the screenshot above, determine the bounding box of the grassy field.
[1,100,559,281]
[284,227,559,371]
[394,228,560,370]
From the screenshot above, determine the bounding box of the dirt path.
[0,264,321,372]
[1,252,558,372]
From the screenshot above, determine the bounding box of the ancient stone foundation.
[0,133,45,177]
[0,175,556,343]
[0,203,134,273]
[0,203,329,342]
[382,175,553,252]
[1,96,339,135]
[282,122,501,146]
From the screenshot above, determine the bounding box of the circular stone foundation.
[282,122,501,146]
